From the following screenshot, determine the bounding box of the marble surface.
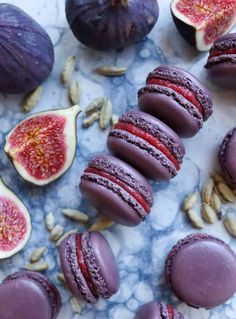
[0,0,236,318]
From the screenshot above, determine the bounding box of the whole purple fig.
[0,4,54,94]
[66,0,159,51]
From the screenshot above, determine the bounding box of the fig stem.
[112,0,128,7]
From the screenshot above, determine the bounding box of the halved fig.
[4,105,81,186]
[0,178,31,259]
[171,0,236,51]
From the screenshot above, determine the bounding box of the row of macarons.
[2,231,236,318]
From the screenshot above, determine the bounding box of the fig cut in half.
[4,105,81,186]
[171,0,236,51]
[0,178,31,259]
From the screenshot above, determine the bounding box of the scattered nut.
[62,209,89,223]
[50,225,64,241]
[70,297,82,314]
[23,86,43,112]
[83,112,100,128]
[84,97,106,116]
[217,183,236,203]
[201,202,218,224]
[56,229,78,247]
[61,55,76,87]
[99,98,112,130]
[210,192,222,212]
[224,214,236,237]
[96,65,127,77]
[45,212,55,232]
[186,209,204,229]
[182,192,198,212]
[30,247,46,263]
[24,261,48,272]
[202,178,215,204]
[89,216,114,231]
[69,80,80,104]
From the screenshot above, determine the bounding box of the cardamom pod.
[50,225,64,241]
[30,247,46,263]
[210,192,222,212]
[57,273,66,283]
[83,112,100,128]
[61,55,76,87]
[111,114,119,127]
[62,209,89,223]
[70,297,82,313]
[84,97,106,116]
[217,183,236,203]
[23,86,43,112]
[202,178,215,204]
[201,202,218,224]
[24,261,48,272]
[56,229,78,247]
[99,98,112,130]
[89,216,114,231]
[96,65,127,77]
[211,172,226,184]
[224,215,236,237]
[187,209,204,229]
[69,80,80,104]
[45,212,55,232]
[182,192,198,212]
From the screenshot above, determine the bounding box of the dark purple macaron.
[0,271,61,319]
[205,33,236,89]
[107,111,185,182]
[59,231,120,304]
[219,127,236,188]
[134,301,184,319]
[138,65,213,137]
[165,233,236,309]
[80,154,153,226]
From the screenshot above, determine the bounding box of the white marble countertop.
[0,1,236,318]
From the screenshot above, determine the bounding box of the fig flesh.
[4,105,81,186]
[0,178,31,259]
[65,0,159,51]
[171,0,236,51]
[0,4,54,94]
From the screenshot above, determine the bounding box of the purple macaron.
[0,271,61,319]
[80,154,153,226]
[107,111,185,182]
[134,301,184,319]
[59,231,120,304]
[165,233,236,309]
[219,127,236,188]
[205,33,236,89]
[138,65,213,137]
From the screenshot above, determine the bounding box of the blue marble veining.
[0,1,236,318]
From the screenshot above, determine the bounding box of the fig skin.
[65,0,159,51]
[0,4,54,94]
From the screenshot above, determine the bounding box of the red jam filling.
[76,235,97,296]
[148,78,204,116]
[114,122,180,170]
[166,305,174,319]
[210,48,236,58]
[85,167,150,213]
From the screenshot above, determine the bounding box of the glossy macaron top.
[134,301,184,319]
[80,154,153,226]
[219,127,236,188]
[59,231,120,304]
[146,65,213,121]
[165,233,236,309]
[108,111,185,180]
[0,271,61,319]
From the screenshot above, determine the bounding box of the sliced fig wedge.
[4,105,81,186]
[171,0,236,51]
[0,178,31,259]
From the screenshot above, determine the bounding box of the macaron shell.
[138,87,202,137]
[59,235,97,304]
[108,134,175,180]
[0,277,53,319]
[207,62,236,89]
[80,178,143,226]
[89,232,120,297]
[170,238,236,308]
[134,302,162,319]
